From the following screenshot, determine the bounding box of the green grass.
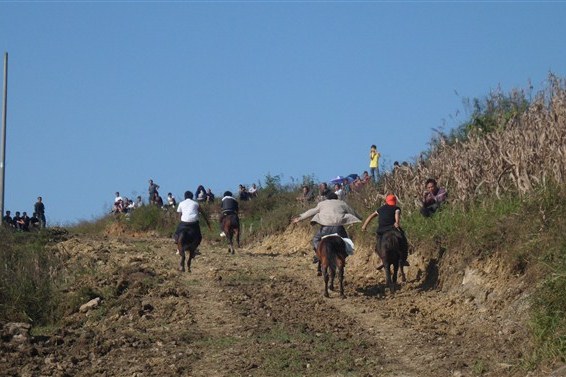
[401,185,566,369]
[0,228,62,324]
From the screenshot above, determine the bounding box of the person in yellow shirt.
[369,144,381,182]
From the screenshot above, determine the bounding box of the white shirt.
[177,198,199,223]
[114,196,123,203]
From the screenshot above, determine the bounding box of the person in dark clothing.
[20,212,31,232]
[13,211,23,230]
[30,213,40,229]
[34,197,46,228]
[3,210,13,228]
[205,188,215,203]
[362,194,409,267]
[421,178,447,217]
[219,191,239,237]
[148,179,160,204]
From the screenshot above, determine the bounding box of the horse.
[376,230,407,293]
[316,235,348,298]
[176,228,202,273]
[221,212,240,254]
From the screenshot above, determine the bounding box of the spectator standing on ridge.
[317,182,331,202]
[421,178,447,217]
[292,192,362,265]
[134,196,144,209]
[34,197,46,229]
[205,188,215,203]
[297,185,315,204]
[369,144,381,183]
[167,193,177,208]
[334,183,345,201]
[248,184,258,198]
[153,191,164,207]
[195,185,207,202]
[2,210,12,227]
[148,179,160,204]
[239,185,250,201]
[361,171,371,184]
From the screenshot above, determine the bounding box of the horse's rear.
[376,230,406,293]
[316,236,347,298]
[221,213,240,254]
[177,228,202,273]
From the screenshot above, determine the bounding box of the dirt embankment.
[0,228,550,377]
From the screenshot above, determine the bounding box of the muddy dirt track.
[0,231,540,377]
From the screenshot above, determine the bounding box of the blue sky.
[1,1,565,225]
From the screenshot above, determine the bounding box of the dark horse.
[221,213,240,254]
[376,230,407,293]
[316,235,347,298]
[176,228,202,273]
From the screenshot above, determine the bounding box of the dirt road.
[0,234,533,377]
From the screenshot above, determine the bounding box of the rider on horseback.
[361,194,409,267]
[219,191,239,237]
[292,192,362,264]
[174,191,211,255]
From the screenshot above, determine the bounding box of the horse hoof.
[317,271,322,276]
[324,292,329,298]
[329,286,335,291]
[340,294,346,299]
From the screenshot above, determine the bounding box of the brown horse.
[177,228,202,273]
[316,235,347,298]
[221,213,240,254]
[376,230,406,293]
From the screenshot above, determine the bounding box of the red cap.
[385,194,397,206]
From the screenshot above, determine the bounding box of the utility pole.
[1,52,7,218]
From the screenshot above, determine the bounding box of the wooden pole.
[1,52,8,218]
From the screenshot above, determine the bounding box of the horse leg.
[384,262,394,293]
[317,261,322,276]
[338,265,345,299]
[391,263,399,293]
[235,227,240,248]
[329,266,335,291]
[187,250,193,273]
[323,266,330,298]
[399,263,407,283]
[178,245,186,272]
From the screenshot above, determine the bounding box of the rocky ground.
[0,227,556,377]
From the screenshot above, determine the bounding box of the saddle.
[321,233,355,255]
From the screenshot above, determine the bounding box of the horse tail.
[379,231,401,265]
[320,236,347,270]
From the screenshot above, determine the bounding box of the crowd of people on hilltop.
[2,196,46,232]
[112,180,263,216]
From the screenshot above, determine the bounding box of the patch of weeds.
[193,335,239,349]
[472,359,488,375]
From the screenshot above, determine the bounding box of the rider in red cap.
[362,194,409,268]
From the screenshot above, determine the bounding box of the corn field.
[380,75,566,211]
